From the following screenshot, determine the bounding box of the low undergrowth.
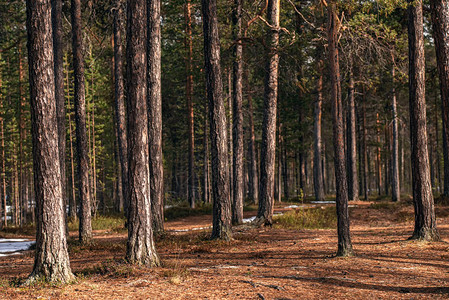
[274,207,337,229]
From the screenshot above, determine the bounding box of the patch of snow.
[243,216,256,223]
[310,201,335,204]
[0,238,29,242]
[0,238,35,256]
[0,252,20,257]
[284,205,300,209]
[170,226,211,232]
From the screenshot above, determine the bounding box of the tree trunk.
[327,1,354,257]
[408,0,439,241]
[185,0,195,209]
[202,103,209,204]
[25,0,74,283]
[256,0,280,226]
[125,0,160,265]
[201,0,232,240]
[347,62,358,201]
[246,68,259,204]
[313,59,325,201]
[231,0,244,225]
[376,113,382,196]
[113,0,127,214]
[391,54,400,201]
[362,89,369,200]
[148,0,164,233]
[52,0,67,229]
[71,0,92,244]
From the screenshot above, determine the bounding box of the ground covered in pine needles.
[1,198,449,299]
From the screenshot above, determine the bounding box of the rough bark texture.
[391,55,400,202]
[255,0,280,226]
[71,0,92,244]
[25,0,74,283]
[313,59,325,201]
[126,0,160,265]
[113,0,128,215]
[147,0,164,233]
[327,1,354,257]
[185,0,196,209]
[201,0,232,240]
[347,64,358,201]
[408,0,440,241]
[51,0,67,228]
[431,0,449,198]
[231,0,244,225]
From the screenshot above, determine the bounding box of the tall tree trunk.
[25,0,74,282]
[126,0,160,265]
[71,0,92,243]
[256,0,280,226]
[376,113,382,196]
[347,62,358,201]
[18,47,28,225]
[408,0,439,241]
[113,0,128,215]
[227,71,234,209]
[201,0,232,240]
[431,0,449,196]
[52,0,67,229]
[391,53,400,201]
[202,103,209,204]
[362,89,369,200]
[327,1,353,257]
[0,56,4,228]
[313,59,325,201]
[232,0,244,224]
[246,68,259,204]
[185,0,195,209]
[148,0,164,233]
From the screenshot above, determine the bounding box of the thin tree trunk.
[185,0,195,209]
[126,0,160,265]
[408,0,439,241]
[376,113,382,196]
[313,59,325,201]
[362,89,368,200]
[113,0,128,215]
[202,103,209,204]
[228,71,234,210]
[25,0,74,282]
[347,62,358,201]
[71,0,92,243]
[232,0,244,224]
[148,0,164,233]
[201,0,232,240]
[327,1,353,257]
[246,68,259,204]
[256,0,280,226]
[391,53,400,201]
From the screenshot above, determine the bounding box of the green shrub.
[274,207,337,229]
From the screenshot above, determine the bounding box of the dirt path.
[1,202,449,299]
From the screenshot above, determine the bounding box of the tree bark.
[148,0,164,233]
[246,68,259,204]
[113,0,128,214]
[391,54,400,202]
[327,1,354,257]
[126,0,160,265]
[347,62,358,201]
[201,0,232,240]
[408,0,439,241]
[185,0,196,209]
[71,0,92,244]
[25,0,74,283]
[232,0,244,223]
[314,59,325,201]
[256,0,280,226]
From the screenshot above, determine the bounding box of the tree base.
[336,246,355,258]
[409,227,440,242]
[24,269,75,286]
[252,216,273,227]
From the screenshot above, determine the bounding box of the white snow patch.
[0,238,35,256]
[170,226,211,232]
[310,201,335,204]
[243,216,256,223]
[284,205,300,209]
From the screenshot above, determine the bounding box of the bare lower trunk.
[256,0,280,226]
[201,0,232,240]
[313,59,325,201]
[391,56,400,202]
[246,67,258,204]
[408,0,439,241]
[328,1,353,257]
[347,63,358,201]
[148,0,164,233]
[26,0,74,283]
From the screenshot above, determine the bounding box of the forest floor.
[1,198,449,299]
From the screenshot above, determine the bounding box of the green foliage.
[274,207,337,230]
[68,215,125,232]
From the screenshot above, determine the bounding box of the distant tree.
[71,0,92,244]
[232,0,244,225]
[25,0,74,283]
[126,0,160,264]
[147,0,164,233]
[327,0,353,257]
[408,0,439,241]
[201,0,232,240]
[313,56,325,201]
[255,0,280,226]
